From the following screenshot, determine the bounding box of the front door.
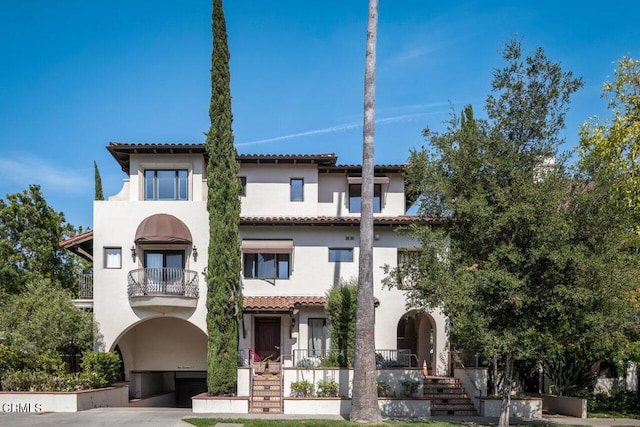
[254,317,281,360]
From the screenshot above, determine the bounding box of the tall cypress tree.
[94,161,104,201]
[205,0,242,395]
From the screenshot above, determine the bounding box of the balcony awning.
[241,240,294,254]
[135,214,192,244]
[347,176,390,184]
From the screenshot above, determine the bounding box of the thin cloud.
[237,112,438,147]
[0,155,90,195]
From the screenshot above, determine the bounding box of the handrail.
[291,348,416,368]
[127,268,199,298]
[78,274,93,299]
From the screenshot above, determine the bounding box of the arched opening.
[397,310,436,371]
[112,316,207,407]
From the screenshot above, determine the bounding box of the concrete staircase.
[249,366,282,414]
[423,376,477,416]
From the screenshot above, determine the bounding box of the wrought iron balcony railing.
[127,268,199,298]
[78,273,93,299]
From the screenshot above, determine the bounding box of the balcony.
[127,268,199,313]
[73,273,94,310]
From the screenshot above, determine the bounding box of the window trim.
[290,178,304,202]
[328,248,354,262]
[104,247,122,269]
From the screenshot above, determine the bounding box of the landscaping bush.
[316,379,339,397]
[588,389,640,414]
[80,351,121,388]
[377,381,391,397]
[400,379,420,397]
[290,380,315,397]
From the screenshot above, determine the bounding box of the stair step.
[431,409,478,416]
[249,407,282,413]
[431,398,474,405]
[432,403,476,410]
[424,377,459,384]
[252,389,281,396]
[251,400,281,408]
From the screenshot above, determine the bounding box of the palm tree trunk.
[350,0,381,422]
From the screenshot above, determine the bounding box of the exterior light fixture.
[193,245,198,262]
[130,245,137,262]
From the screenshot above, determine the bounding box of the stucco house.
[61,142,464,413]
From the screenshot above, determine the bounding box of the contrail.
[236,112,432,147]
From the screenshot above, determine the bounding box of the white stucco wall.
[94,151,449,378]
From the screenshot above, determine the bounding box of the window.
[329,248,353,262]
[290,178,304,201]
[104,247,122,269]
[144,169,188,200]
[308,318,330,356]
[396,249,420,289]
[239,176,247,196]
[349,184,381,213]
[244,253,290,279]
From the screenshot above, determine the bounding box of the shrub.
[80,351,121,388]
[400,379,420,397]
[377,381,391,397]
[290,380,314,397]
[316,379,339,397]
[296,358,313,369]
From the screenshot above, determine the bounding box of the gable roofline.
[107,142,404,174]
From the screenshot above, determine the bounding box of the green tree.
[0,185,81,298]
[325,279,357,367]
[395,40,633,426]
[579,56,640,220]
[0,280,93,357]
[94,160,104,201]
[351,0,382,422]
[205,0,242,395]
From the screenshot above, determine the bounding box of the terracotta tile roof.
[243,295,379,311]
[243,296,326,311]
[240,215,443,226]
[59,230,94,262]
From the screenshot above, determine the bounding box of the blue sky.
[1,0,639,228]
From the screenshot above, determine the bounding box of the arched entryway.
[397,310,437,371]
[112,316,207,407]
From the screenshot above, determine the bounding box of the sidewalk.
[2,408,640,426]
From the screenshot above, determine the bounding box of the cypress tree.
[94,161,104,201]
[205,0,242,395]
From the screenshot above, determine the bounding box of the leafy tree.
[396,40,634,426]
[325,279,357,367]
[579,56,640,216]
[94,160,104,201]
[205,0,242,395]
[0,185,82,298]
[0,280,93,357]
[578,55,640,394]
[351,0,381,422]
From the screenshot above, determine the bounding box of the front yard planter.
[0,385,129,413]
[479,395,543,418]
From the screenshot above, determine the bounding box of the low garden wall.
[543,395,587,418]
[283,397,431,417]
[191,394,249,413]
[284,367,423,398]
[479,396,542,418]
[0,384,129,413]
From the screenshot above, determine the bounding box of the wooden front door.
[254,317,281,360]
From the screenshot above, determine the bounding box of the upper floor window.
[349,184,381,213]
[104,247,122,269]
[397,249,420,289]
[144,169,188,200]
[290,178,304,201]
[244,253,290,279]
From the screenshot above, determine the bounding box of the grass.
[588,410,640,419]
[184,421,466,427]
